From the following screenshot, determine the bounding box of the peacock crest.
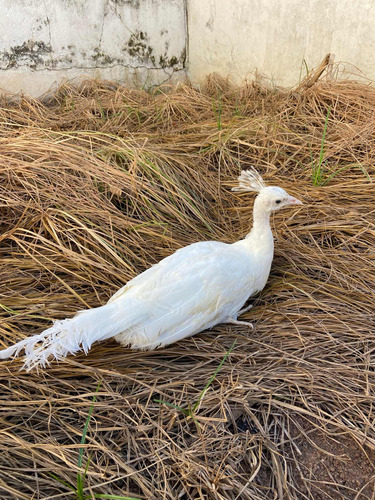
[232,166,267,193]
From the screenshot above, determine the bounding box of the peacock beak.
[286,196,303,206]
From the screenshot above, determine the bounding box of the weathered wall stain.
[0,0,186,95]
[0,41,52,70]
[110,0,141,7]
[0,21,185,72]
[125,31,153,62]
[123,30,184,69]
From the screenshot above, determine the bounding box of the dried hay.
[0,71,375,499]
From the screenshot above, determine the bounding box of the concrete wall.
[1,0,375,96]
[187,0,375,88]
[0,0,187,96]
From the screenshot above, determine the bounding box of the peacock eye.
[275,199,281,204]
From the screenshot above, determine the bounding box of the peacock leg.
[237,304,253,316]
[223,317,254,329]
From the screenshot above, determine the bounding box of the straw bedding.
[0,73,375,499]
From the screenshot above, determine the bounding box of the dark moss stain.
[91,47,116,65]
[124,31,153,62]
[180,47,186,67]
[0,29,186,72]
[0,40,52,70]
[110,0,140,7]
[159,54,185,69]
[124,30,185,70]
[168,56,178,66]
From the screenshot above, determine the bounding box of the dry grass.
[0,72,375,499]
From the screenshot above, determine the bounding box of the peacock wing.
[107,241,228,305]
[118,245,257,349]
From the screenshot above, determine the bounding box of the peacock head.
[232,167,302,212]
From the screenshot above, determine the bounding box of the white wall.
[0,0,186,96]
[1,1,375,96]
[187,0,375,88]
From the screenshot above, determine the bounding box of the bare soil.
[287,416,375,499]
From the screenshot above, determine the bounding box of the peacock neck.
[245,198,271,239]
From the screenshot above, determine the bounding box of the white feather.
[232,166,267,193]
[0,169,302,370]
[0,300,148,370]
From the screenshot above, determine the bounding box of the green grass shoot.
[311,106,331,186]
[50,381,140,500]
[155,339,237,424]
[212,97,223,130]
[310,105,371,186]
